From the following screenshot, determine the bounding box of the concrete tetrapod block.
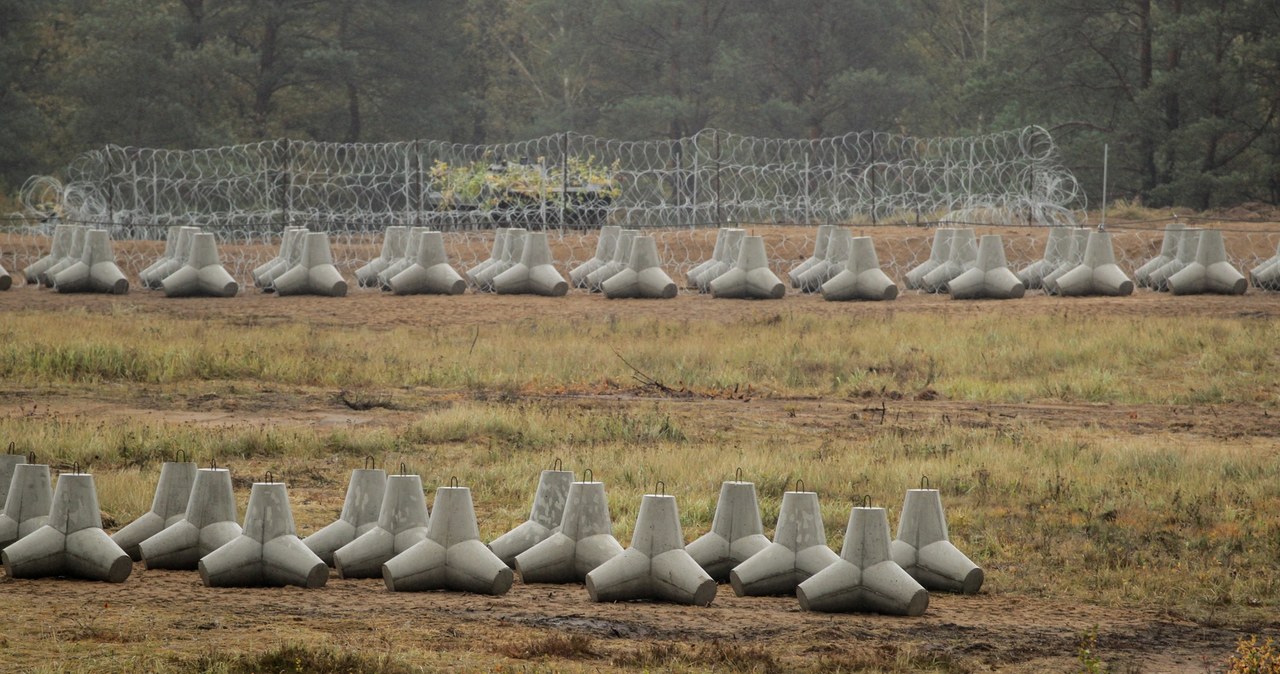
[686,480,770,581]
[488,467,574,567]
[0,463,51,549]
[253,227,307,291]
[570,225,621,288]
[515,479,624,583]
[602,235,678,299]
[1017,226,1073,290]
[1041,228,1090,295]
[1253,241,1280,290]
[1148,228,1199,291]
[303,467,387,566]
[2,472,132,582]
[586,229,638,292]
[904,228,953,290]
[473,227,526,292]
[921,228,978,293]
[198,481,327,588]
[1169,230,1247,296]
[494,231,569,296]
[52,229,129,294]
[788,224,835,288]
[144,226,200,290]
[466,228,509,288]
[139,225,184,289]
[355,226,408,288]
[586,493,717,606]
[821,236,898,302]
[730,489,840,596]
[0,254,11,290]
[947,234,1025,300]
[796,505,928,616]
[333,473,430,578]
[23,223,74,284]
[377,227,427,289]
[711,235,785,300]
[693,229,745,292]
[0,453,26,505]
[139,467,241,570]
[687,228,728,289]
[796,227,852,293]
[1056,230,1135,297]
[40,225,86,287]
[110,460,198,561]
[1134,222,1186,288]
[389,231,467,295]
[383,484,514,595]
[890,488,983,594]
[274,231,347,297]
[161,233,239,298]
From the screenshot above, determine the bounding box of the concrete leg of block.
[140,467,240,570]
[921,228,977,293]
[199,481,327,588]
[687,480,770,581]
[304,467,387,567]
[904,228,953,290]
[0,463,52,549]
[474,228,526,292]
[489,467,574,568]
[390,231,467,295]
[796,506,928,616]
[1134,222,1185,288]
[466,228,509,288]
[586,493,717,606]
[2,472,131,583]
[693,229,744,292]
[40,225,86,287]
[145,227,199,290]
[356,226,408,287]
[24,224,73,284]
[602,235,677,299]
[890,487,983,594]
[53,230,129,294]
[586,229,637,292]
[254,228,307,291]
[710,235,785,299]
[687,228,728,288]
[1252,243,1280,290]
[494,231,568,296]
[383,485,513,595]
[788,225,834,287]
[112,460,197,561]
[161,233,239,298]
[947,234,1025,300]
[274,232,347,297]
[1169,230,1248,296]
[729,489,840,596]
[796,227,852,292]
[1056,230,1135,297]
[334,472,430,579]
[570,225,621,288]
[0,453,27,507]
[1042,228,1089,295]
[516,480,623,583]
[1148,229,1199,291]
[821,236,898,301]
[139,225,182,288]
[1017,226,1072,290]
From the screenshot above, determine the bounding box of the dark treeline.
[2,0,1278,209]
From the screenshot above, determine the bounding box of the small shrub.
[1228,635,1280,674]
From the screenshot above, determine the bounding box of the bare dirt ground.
[1,269,1278,671]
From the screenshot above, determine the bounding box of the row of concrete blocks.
[15,224,130,294]
[0,454,980,616]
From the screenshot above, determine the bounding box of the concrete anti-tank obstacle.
[788,224,835,288]
[796,500,928,616]
[144,226,200,289]
[2,468,132,583]
[687,228,728,288]
[40,225,86,286]
[494,231,569,296]
[303,461,387,567]
[1041,228,1090,295]
[585,486,717,606]
[692,228,745,292]
[377,226,426,289]
[52,229,129,294]
[711,235,785,300]
[0,462,52,549]
[515,472,624,583]
[1056,230,1135,297]
[139,225,183,288]
[1253,241,1280,290]
[23,223,74,284]
[730,482,841,597]
[383,480,514,595]
[110,456,198,561]
[686,473,770,581]
[1147,228,1199,291]
[0,450,26,505]
[161,232,239,298]
[333,468,430,578]
[252,227,307,290]
[1017,226,1072,290]
[274,231,348,297]
[890,480,983,595]
[796,227,852,293]
[389,231,467,295]
[1134,222,1186,288]
[1168,229,1248,296]
[0,253,12,290]
[355,226,408,287]
[921,228,977,293]
[198,476,328,588]
[488,461,574,567]
[904,228,953,290]
[473,227,526,292]
[602,235,678,299]
[138,466,241,570]
[821,236,898,301]
[570,225,621,288]
[466,228,509,288]
[946,234,1025,300]
[586,229,638,291]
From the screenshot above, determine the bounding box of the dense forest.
[2,0,1278,209]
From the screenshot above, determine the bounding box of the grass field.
[1,281,1278,672]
